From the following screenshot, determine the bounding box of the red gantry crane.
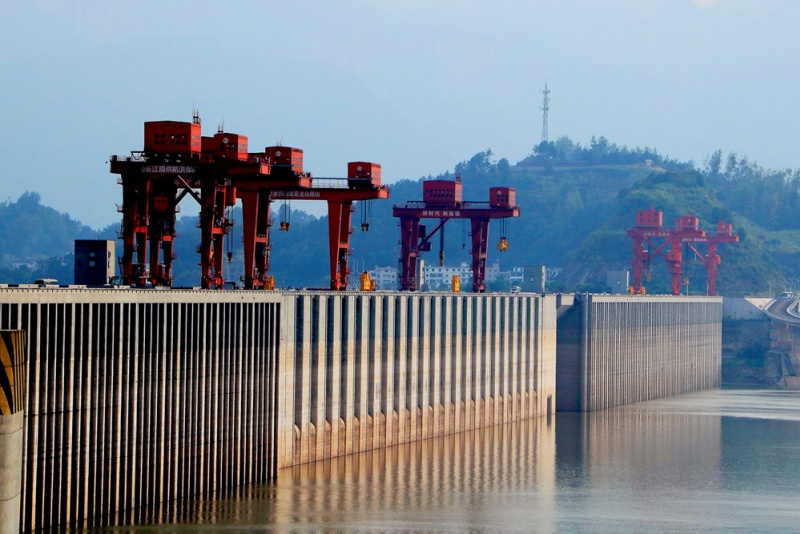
[110,114,205,287]
[270,162,389,291]
[111,114,389,290]
[627,207,738,296]
[110,115,305,289]
[684,221,739,297]
[393,177,520,292]
[231,146,312,290]
[667,213,706,296]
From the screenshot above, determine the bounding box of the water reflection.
[275,418,557,533]
[102,390,800,533]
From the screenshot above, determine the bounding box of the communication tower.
[540,83,550,143]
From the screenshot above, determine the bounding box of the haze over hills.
[2,137,799,297]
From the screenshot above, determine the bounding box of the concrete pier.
[556,295,722,412]
[0,330,25,534]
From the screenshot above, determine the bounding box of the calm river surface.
[108,389,800,533]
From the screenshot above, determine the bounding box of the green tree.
[533,141,557,160]
[706,149,722,179]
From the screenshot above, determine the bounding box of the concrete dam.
[0,289,721,531]
[556,294,722,412]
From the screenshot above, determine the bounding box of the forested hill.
[0,192,111,283]
[2,137,800,296]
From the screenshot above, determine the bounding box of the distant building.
[74,240,115,285]
[12,261,38,270]
[510,266,525,286]
[523,265,546,293]
[369,266,398,290]
[424,262,471,290]
[376,260,526,291]
[422,259,506,289]
[546,267,562,283]
[606,270,629,295]
[486,260,501,282]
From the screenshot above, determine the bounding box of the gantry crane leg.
[631,235,645,294]
[398,216,421,291]
[120,173,151,286]
[146,183,178,286]
[199,180,229,289]
[240,190,273,289]
[668,238,683,296]
[470,217,490,293]
[327,201,354,291]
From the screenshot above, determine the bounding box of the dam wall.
[0,289,285,531]
[0,289,556,531]
[556,295,722,412]
[289,293,557,465]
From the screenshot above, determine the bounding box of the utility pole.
[540,83,550,144]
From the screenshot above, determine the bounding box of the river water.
[109,389,800,533]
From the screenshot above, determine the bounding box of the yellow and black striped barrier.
[0,330,25,416]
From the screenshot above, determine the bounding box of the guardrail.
[764,297,800,325]
[788,298,800,319]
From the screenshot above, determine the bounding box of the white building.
[606,270,630,295]
[510,266,525,286]
[368,261,534,291]
[485,260,501,282]
[421,260,509,289]
[423,262,472,290]
[368,266,398,290]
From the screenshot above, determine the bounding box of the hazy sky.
[2,1,798,229]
